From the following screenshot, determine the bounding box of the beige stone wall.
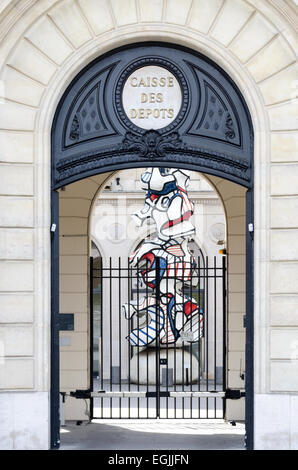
[59,174,111,419]
[0,0,297,449]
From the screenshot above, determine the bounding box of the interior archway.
[89,169,227,420]
[57,166,248,444]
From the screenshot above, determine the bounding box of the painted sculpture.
[122,168,203,346]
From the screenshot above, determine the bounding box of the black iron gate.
[90,255,227,419]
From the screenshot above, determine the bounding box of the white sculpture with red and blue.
[123,168,203,350]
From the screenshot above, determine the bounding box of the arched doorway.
[51,43,253,449]
[89,169,226,421]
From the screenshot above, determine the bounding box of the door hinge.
[70,389,91,399]
[225,389,245,399]
[146,391,170,398]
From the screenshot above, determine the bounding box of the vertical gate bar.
[89,256,94,420]
[156,257,160,418]
[214,256,217,418]
[119,257,121,419]
[137,257,140,419]
[198,256,201,418]
[166,262,169,419]
[206,256,209,418]
[146,261,149,418]
[109,257,112,418]
[190,253,193,418]
[127,257,131,418]
[100,259,104,418]
[182,266,185,419]
[174,269,177,419]
[222,255,227,419]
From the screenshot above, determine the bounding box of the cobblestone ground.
[60,420,245,450]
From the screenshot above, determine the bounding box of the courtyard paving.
[60,419,245,450]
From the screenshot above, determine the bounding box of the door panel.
[91,255,226,419]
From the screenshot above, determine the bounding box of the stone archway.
[51,40,254,447]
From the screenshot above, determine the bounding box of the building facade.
[0,0,297,450]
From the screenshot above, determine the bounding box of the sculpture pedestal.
[129,348,199,385]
